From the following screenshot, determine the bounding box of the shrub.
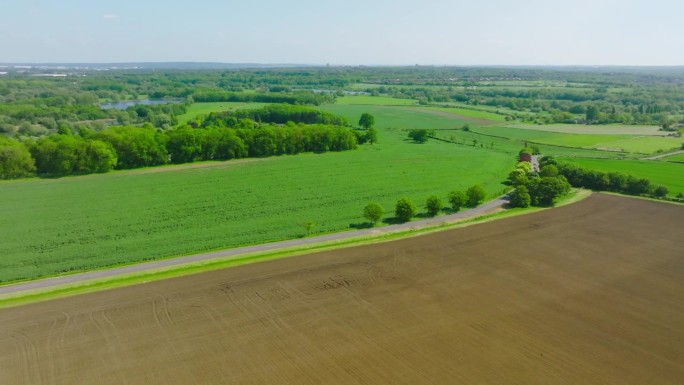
[466,185,487,207]
[448,190,467,211]
[363,202,384,225]
[395,197,417,222]
[425,196,443,217]
[509,186,531,208]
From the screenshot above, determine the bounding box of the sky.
[1,0,683,66]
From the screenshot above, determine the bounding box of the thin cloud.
[103,14,119,20]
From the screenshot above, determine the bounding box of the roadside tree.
[395,197,417,222]
[466,185,486,207]
[448,190,468,211]
[509,186,531,208]
[425,196,443,217]
[363,202,384,225]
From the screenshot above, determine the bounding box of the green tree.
[532,176,572,206]
[509,185,531,208]
[0,138,36,179]
[366,127,378,144]
[586,105,600,123]
[516,161,533,174]
[539,164,559,177]
[408,129,429,143]
[448,190,468,211]
[395,197,416,222]
[359,113,375,129]
[84,140,118,173]
[508,169,529,186]
[425,195,443,217]
[466,185,486,207]
[363,202,384,225]
[653,185,668,198]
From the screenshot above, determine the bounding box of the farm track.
[641,149,684,160]
[0,193,683,384]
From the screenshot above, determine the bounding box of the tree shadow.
[441,207,462,215]
[349,222,374,229]
[382,217,405,225]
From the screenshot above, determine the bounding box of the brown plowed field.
[1,193,683,384]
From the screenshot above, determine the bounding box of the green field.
[0,106,515,283]
[335,95,418,105]
[560,158,684,195]
[589,136,684,154]
[472,125,681,155]
[662,152,684,163]
[420,106,508,122]
[177,102,267,125]
[320,104,474,130]
[508,123,664,136]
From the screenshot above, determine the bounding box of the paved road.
[641,149,684,160]
[0,196,509,296]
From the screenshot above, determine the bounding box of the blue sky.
[1,0,683,65]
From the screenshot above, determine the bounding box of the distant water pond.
[100,99,182,110]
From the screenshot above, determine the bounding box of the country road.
[0,196,510,297]
[641,149,684,160]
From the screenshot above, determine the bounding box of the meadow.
[420,106,508,122]
[334,95,418,105]
[176,102,266,125]
[589,136,683,153]
[560,158,684,195]
[508,123,664,135]
[471,125,683,154]
[0,106,514,283]
[662,152,684,163]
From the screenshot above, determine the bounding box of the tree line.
[190,91,334,105]
[0,120,359,179]
[551,158,670,198]
[361,185,488,226]
[196,104,349,128]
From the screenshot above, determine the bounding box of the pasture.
[589,136,683,153]
[508,123,664,136]
[419,106,508,122]
[473,125,682,155]
[335,95,418,105]
[662,152,684,163]
[0,107,514,283]
[1,194,682,384]
[176,102,266,125]
[561,158,684,195]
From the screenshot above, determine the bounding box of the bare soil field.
[1,194,683,384]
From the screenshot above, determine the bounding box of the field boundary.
[0,190,593,308]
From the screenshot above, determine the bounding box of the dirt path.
[0,196,509,296]
[531,154,540,172]
[641,149,684,160]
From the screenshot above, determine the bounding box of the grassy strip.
[0,190,592,309]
